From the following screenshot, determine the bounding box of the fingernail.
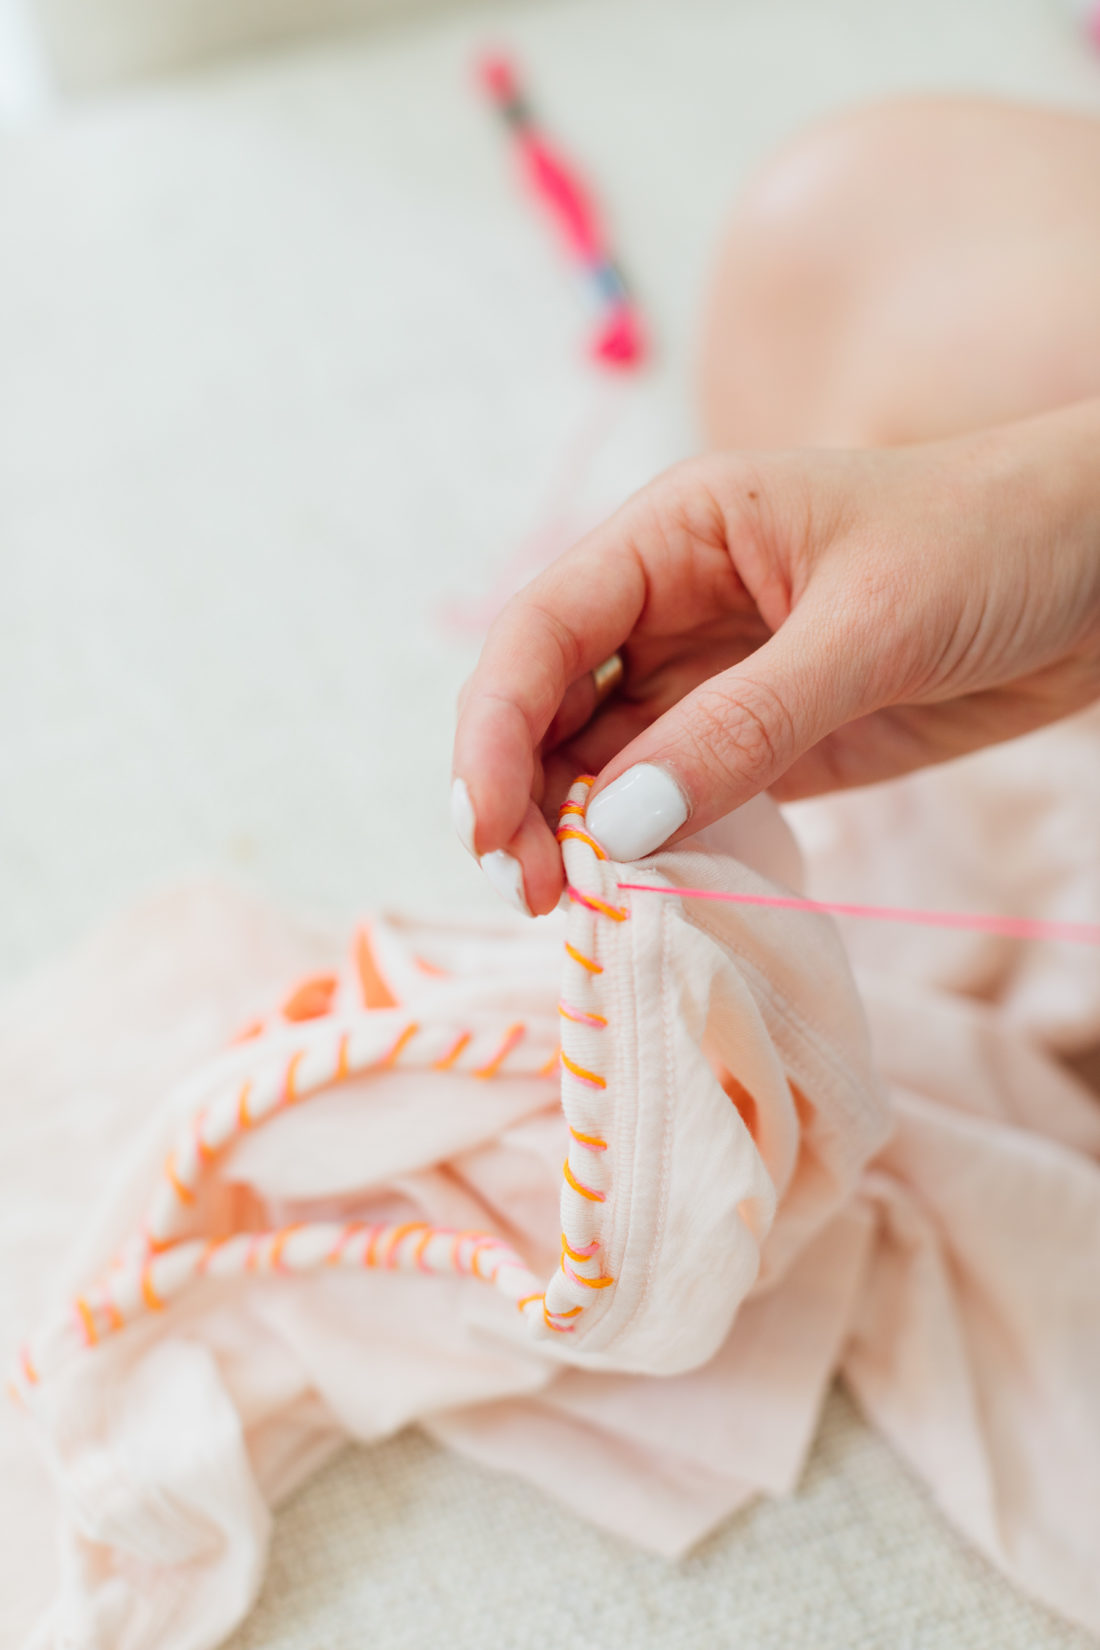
[479,850,533,917]
[586,764,689,860]
[451,777,477,856]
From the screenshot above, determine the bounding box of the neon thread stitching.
[12,875,594,1389]
[560,1050,607,1090]
[556,827,607,859]
[563,1158,605,1202]
[565,885,629,922]
[474,1021,525,1079]
[558,1002,608,1028]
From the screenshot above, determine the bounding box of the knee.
[698,100,973,449]
[699,98,1100,449]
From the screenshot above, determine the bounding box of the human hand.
[452,402,1100,915]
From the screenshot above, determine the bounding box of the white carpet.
[227,1387,1097,1650]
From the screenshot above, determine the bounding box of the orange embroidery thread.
[558,1002,608,1028]
[326,1222,364,1265]
[569,1126,608,1151]
[101,1288,124,1333]
[562,1158,605,1203]
[563,1262,615,1289]
[542,1303,577,1332]
[142,1223,172,1255]
[141,1264,166,1312]
[24,784,640,1381]
[380,1022,419,1068]
[560,1051,607,1090]
[474,1021,525,1079]
[433,1030,472,1071]
[335,1031,351,1081]
[197,1237,227,1275]
[469,1238,500,1278]
[384,1223,425,1267]
[73,1296,98,1347]
[550,779,627,1326]
[283,1049,306,1102]
[193,1109,216,1163]
[164,1151,195,1205]
[565,885,628,922]
[269,1225,303,1273]
[555,827,608,859]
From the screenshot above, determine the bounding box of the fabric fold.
[2,749,1098,1645]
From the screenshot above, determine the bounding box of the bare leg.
[699,100,1100,1087]
[699,98,1100,450]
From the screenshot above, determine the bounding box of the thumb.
[586,607,867,860]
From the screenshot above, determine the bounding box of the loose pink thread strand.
[615,883,1100,947]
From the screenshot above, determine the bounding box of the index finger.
[452,514,648,858]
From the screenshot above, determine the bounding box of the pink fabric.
[1,728,1098,1648]
[789,705,1100,1054]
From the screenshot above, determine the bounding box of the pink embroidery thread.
[615,883,1100,947]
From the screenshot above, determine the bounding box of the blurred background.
[1,1,1098,1644]
[1,0,1096,986]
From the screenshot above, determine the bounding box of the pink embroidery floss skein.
[1066,0,1100,51]
[478,52,646,369]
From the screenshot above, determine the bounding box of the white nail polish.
[586,764,689,861]
[479,850,533,917]
[451,777,477,857]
